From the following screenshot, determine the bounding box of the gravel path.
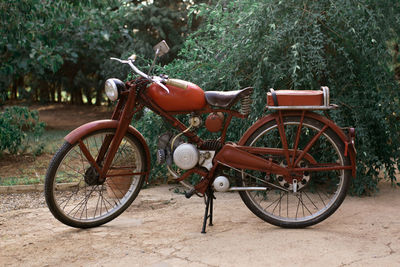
[0,192,46,213]
[1,183,400,267]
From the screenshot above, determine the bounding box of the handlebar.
[110,57,170,93]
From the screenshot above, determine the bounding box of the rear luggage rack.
[267,86,337,110]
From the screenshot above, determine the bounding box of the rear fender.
[239,111,356,177]
[64,119,151,180]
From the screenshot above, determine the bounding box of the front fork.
[97,86,138,182]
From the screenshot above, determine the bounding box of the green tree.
[165,0,400,194]
[0,0,205,105]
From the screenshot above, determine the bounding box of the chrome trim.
[321,86,329,106]
[229,187,267,191]
[105,79,118,101]
[267,104,337,110]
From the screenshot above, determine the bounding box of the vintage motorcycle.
[45,41,356,233]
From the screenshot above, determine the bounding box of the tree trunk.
[50,84,56,102]
[95,84,102,106]
[70,89,76,104]
[12,79,17,99]
[394,43,399,82]
[85,88,93,105]
[77,88,83,105]
[39,80,50,103]
[34,86,38,102]
[18,77,24,99]
[57,84,62,103]
[71,87,84,105]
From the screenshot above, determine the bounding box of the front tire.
[45,128,147,228]
[239,115,351,228]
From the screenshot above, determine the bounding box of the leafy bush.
[133,109,166,182]
[163,0,400,194]
[0,106,45,155]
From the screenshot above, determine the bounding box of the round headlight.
[105,79,119,101]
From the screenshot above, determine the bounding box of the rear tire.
[45,128,147,228]
[239,115,351,228]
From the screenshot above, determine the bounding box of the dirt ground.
[1,182,399,267]
[35,104,113,130]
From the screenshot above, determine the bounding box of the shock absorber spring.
[240,95,252,115]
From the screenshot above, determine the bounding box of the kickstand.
[201,187,215,234]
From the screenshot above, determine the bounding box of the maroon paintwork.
[147,81,206,111]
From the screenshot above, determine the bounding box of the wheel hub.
[84,166,103,186]
[276,160,310,191]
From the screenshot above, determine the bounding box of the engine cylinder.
[173,143,199,170]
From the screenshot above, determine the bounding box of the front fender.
[239,111,356,178]
[64,119,151,179]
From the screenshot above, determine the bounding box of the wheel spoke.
[302,191,319,210]
[295,192,313,215]
[113,140,128,164]
[316,189,327,207]
[78,146,87,175]
[94,185,102,217]
[105,178,124,204]
[263,192,282,211]
[271,192,283,215]
[295,194,300,219]
[59,185,80,210]
[68,185,97,217]
[286,191,289,217]
[62,162,86,177]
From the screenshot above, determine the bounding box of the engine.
[157,132,215,171]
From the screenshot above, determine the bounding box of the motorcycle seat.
[205,87,253,108]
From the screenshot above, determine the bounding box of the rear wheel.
[239,115,351,228]
[45,129,147,228]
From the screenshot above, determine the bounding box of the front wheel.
[45,128,147,228]
[238,115,351,228]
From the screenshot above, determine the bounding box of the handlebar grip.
[128,54,137,61]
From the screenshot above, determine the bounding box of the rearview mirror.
[153,40,170,57]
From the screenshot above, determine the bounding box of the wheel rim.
[51,130,143,223]
[242,119,345,223]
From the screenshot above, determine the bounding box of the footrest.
[267,87,336,110]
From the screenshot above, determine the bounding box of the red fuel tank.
[147,79,206,111]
